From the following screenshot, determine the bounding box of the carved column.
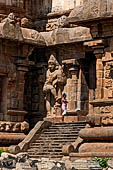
[68,66,79,111]
[84,40,105,115]
[7,59,34,122]
[95,54,104,99]
[62,59,79,112]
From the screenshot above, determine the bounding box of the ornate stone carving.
[0,121,29,133]
[86,112,113,126]
[101,113,113,125]
[46,22,57,31]
[21,121,29,132]
[21,18,29,28]
[57,15,67,28]
[1,13,16,24]
[43,54,66,117]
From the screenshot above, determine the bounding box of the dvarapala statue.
[43,54,66,117]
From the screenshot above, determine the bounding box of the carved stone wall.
[51,0,75,12]
[24,44,93,123]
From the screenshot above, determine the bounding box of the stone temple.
[0,0,113,165]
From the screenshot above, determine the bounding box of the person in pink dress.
[61,93,68,121]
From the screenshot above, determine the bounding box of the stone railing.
[9,120,52,154]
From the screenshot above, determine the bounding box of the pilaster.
[63,59,79,112]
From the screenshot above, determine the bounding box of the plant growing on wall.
[0,149,10,156]
[93,157,112,169]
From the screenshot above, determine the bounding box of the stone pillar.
[62,59,80,122]
[84,40,105,114]
[68,66,79,111]
[95,54,104,99]
[7,59,34,122]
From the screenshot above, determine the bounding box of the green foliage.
[0,149,10,156]
[93,157,112,168]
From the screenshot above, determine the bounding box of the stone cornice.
[41,27,92,46]
[0,23,92,46]
[0,22,46,46]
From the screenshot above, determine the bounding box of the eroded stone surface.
[67,0,113,24]
[0,152,37,170]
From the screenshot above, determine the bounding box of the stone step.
[44,128,81,131]
[46,126,85,131]
[38,137,77,141]
[30,140,76,145]
[53,121,86,125]
[27,121,86,160]
[27,148,62,152]
[28,153,62,156]
[50,125,85,128]
[30,143,61,146]
[49,125,85,129]
[41,131,79,134]
[28,146,62,149]
[39,133,78,137]
[35,136,77,140]
[28,152,63,156]
[39,134,78,137]
[29,154,63,159]
[44,128,82,131]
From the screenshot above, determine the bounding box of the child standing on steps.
[61,93,68,120]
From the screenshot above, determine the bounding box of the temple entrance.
[78,52,96,119]
[24,48,96,126]
[24,67,46,129]
[24,48,47,129]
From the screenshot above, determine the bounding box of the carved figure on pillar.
[1,13,16,24]
[43,54,66,117]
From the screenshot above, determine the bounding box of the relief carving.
[57,15,68,28]
[1,13,16,25]
[101,113,113,125]
[0,121,29,133]
[87,112,113,126]
[21,18,29,28]
[105,70,110,78]
[43,54,66,117]
[105,79,112,88]
[104,62,113,97]
[100,106,111,113]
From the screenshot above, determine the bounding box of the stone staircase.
[27,121,86,160]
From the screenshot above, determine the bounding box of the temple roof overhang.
[67,0,113,26]
[0,22,46,46]
[41,27,92,46]
[0,22,92,46]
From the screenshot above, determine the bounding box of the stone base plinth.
[44,116,63,123]
[64,115,78,122]
[70,152,113,161]
[0,133,26,146]
[44,115,86,123]
[64,115,86,122]
[79,127,113,140]
[79,143,113,153]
